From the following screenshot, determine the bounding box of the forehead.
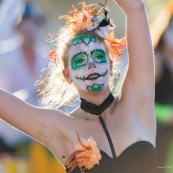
[68,35,106,58]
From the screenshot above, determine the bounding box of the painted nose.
[88,61,96,69]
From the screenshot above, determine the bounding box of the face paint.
[68,35,110,92]
[71,35,101,46]
[92,49,107,63]
[71,49,107,70]
[72,53,88,70]
[75,69,108,81]
[87,83,104,92]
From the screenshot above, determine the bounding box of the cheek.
[68,61,80,80]
[69,68,87,81]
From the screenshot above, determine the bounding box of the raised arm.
[0,89,66,144]
[115,0,155,100]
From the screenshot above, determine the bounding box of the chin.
[78,85,110,96]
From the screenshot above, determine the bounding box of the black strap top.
[66,116,156,173]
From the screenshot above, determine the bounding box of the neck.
[80,91,114,116]
[79,88,111,105]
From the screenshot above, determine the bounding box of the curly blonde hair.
[39,2,126,109]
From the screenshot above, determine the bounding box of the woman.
[0,0,156,173]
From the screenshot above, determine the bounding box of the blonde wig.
[39,1,126,109]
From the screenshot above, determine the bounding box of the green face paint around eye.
[92,50,107,63]
[72,53,88,70]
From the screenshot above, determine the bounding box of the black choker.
[80,93,114,116]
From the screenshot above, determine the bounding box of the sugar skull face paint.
[71,49,107,70]
[67,35,110,92]
[71,52,88,70]
[71,35,101,46]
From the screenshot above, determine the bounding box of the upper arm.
[0,89,65,143]
[121,4,155,100]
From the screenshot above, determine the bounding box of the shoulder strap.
[99,116,116,158]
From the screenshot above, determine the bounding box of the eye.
[77,59,85,63]
[71,53,88,70]
[95,56,102,59]
[92,50,107,63]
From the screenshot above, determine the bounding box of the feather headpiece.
[45,0,126,64]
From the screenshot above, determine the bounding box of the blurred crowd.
[151,2,173,173]
[0,0,46,151]
[0,0,65,172]
[0,0,173,173]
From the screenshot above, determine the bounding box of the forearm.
[0,88,28,125]
[115,0,145,14]
[125,4,153,61]
[114,1,151,63]
[0,88,43,139]
[0,88,66,145]
[115,0,154,96]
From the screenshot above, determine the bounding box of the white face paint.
[67,36,110,92]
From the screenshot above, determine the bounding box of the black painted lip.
[75,69,108,81]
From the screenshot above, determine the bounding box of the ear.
[62,69,72,83]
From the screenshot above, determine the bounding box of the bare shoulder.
[42,108,98,163]
[39,108,75,142]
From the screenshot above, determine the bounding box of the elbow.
[136,1,145,10]
[132,1,145,11]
